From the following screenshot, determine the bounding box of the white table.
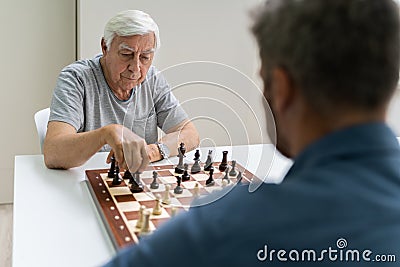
[13,144,292,267]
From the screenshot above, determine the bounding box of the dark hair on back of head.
[253,0,400,115]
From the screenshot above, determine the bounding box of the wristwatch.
[155,142,170,159]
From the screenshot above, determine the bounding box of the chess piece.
[205,167,215,186]
[139,209,151,236]
[236,171,243,185]
[162,184,171,204]
[108,156,116,178]
[222,167,231,184]
[229,160,237,176]
[193,149,200,161]
[170,206,177,217]
[222,179,229,187]
[204,150,213,171]
[123,169,133,180]
[191,158,201,174]
[136,205,146,228]
[174,176,183,194]
[182,164,190,181]
[150,171,159,189]
[193,183,200,197]
[130,171,144,193]
[175,143,186,174]
[112,165,122,185]
[152,194,162,215]
[219,151,228,172]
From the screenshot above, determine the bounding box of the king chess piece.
[175,143,186,174]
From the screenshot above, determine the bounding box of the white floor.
[0,204,13,267]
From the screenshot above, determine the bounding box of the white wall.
[0,0,75,203]
[78,0,269,148]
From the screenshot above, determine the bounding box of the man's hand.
[103,124,150,173]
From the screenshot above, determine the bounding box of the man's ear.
[270,67,295,116]
[101,38,108,55]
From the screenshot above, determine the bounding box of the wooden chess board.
[85,162,257,250]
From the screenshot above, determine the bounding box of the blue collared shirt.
[104,122,400,266]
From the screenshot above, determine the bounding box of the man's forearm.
[44,128,105,169]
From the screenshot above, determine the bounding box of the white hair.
[103,10,160,51]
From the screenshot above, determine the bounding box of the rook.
[219,151,228,172]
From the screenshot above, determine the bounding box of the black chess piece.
[204,150,213,171]
[229,160,237,176]
[108,156,116,178]
[223,167,230,184]
[193,149,200,161]
[130,172,144,193]
[236,171,243,185]
[191,158,201,174]
[112,165,122,185]
[182,164,190,181]
[150,171,159,189]
[205,167,215,187]
[175,143,186,174]
[219,151,228,172]
[123,169,134,183]
[174,176,183,194]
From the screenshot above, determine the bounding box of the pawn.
[139,210,151,236]
[222,167,231,184]
[229,160,237,176]
[193,183,200,197]
[222,179,229,187]
[182,163,190,181]
[112,165,122,185]
[174,176,183,194]
[136,205,146,229]
[162,184,171,205]
[152,194,162,215]
[205,167,215,187]
[170,206,177,217]
[191,158,201,174]
[150,171,159,189]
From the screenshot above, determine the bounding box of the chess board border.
[85,162,257,250]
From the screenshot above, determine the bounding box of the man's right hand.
[102,124,150,173]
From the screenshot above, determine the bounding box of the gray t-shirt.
[49,55,188,151]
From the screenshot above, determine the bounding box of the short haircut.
[252,0,400,115]
[104,10,160,51]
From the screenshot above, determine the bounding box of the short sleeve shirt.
[49,55,188,151]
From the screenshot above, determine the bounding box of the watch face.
[158,143,170,158]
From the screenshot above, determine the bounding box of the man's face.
[102,33,155,92]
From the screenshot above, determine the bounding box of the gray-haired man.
[44,10,199,171]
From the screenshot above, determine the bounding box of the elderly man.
[103,0,400,266]
[44,10,199,171]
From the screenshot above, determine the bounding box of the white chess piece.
[162,184,171,205]
[136,205,146,228]
[139,209,151,236]
[193,183,200,197]
[152,194,162,215]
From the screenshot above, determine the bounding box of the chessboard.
[85,161,257,250]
